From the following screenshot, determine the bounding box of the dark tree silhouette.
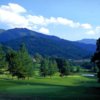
[91,38,100,82]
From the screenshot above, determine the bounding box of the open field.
[0,74,100,100]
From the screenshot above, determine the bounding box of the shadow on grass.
[0,92,100,100]
[0,78,100,100]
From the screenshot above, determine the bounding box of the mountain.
[77,39,96,45]
[0,28,96,59]
[0,28,35,42]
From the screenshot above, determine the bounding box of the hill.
[77,39,96,45]
[0,28,96,59]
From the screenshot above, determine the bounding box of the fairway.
[0,75,100,100]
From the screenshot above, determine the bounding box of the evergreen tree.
[40,58,49,77]
[7,44,34,79]
[56,58,70,76]
[6,49,19,77]
[18,43,34,79]
[0,45,8,74]
[76,66,81,73]
[48,59,58,77]
[62,60,70,76]
[33,53,43,72]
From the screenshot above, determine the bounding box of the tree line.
[0,43,83,79]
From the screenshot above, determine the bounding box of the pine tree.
[6,49,19,77]
[62,60,70,76]
[18,43,34,79]
[55,58,70,76]
[48,59,58,77]
[0,45,8,74]
[7,44,34,79]
[40,58,49,77]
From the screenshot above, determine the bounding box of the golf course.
[1,1,100,100]
[0,74,100,100]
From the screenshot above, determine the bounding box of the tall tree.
[61,60,70,76]
[91,38,100,82]
[7,44,34,79]
[18,43,34,79]
[40,58,49,77]
[56,58,70,76]
[6,49,19,77]
[48,59,58,77]
[0,45,8,74]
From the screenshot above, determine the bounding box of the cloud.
[57,17,74,26]
[0,3,30,29]
[38,27,50,34]
[45,17,57,24]
[85,26,100,35]
[86,30,95,35]
[96,26,100,33]
[27,15,46,26]
[81,23,92,29]
[27,15,92,29]
[56,17,80,28]
[1,3,26,14]
[0,3,94,35]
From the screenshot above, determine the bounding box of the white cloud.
[0,3,94,35]
[27,15,81,28]
[85,26,100,35]
[27,15,46,26]
[46,17,57,24]
[81,23,92,29]
[1,3,26,14]
[57,17,73,25]
[0,3,30,29]
[96,26,100,33]
[86,30,95,35]
[56,17,80,28]
[38,27,49,34]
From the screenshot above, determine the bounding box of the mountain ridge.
[0,28,96,59]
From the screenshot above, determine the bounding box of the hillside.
[0,28,96,59]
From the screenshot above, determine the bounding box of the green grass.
[0,74,100,100]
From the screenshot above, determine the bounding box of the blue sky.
[0,0,100,40]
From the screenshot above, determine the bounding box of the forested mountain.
[0,28,96,59]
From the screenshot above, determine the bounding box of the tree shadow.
[0,78,100,100]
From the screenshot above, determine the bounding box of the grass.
[0,74,100,100]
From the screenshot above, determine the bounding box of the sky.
[0,0,100,40]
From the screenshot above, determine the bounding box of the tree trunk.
[97,71,100,83]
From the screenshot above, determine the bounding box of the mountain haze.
[0,29,5,34]
[77,39,96,45]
